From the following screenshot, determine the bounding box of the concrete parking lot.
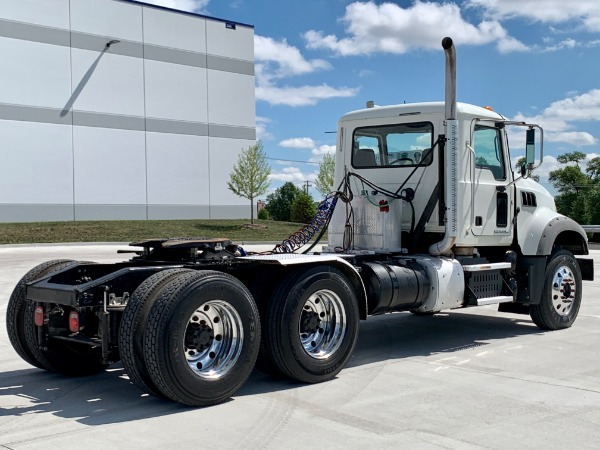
[1,244,599,449]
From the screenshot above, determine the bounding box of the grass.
[0,219,319,245]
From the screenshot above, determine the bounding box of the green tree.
[227,141,271,224]
[314,153,335,197]
[548,165,590,195]
[291,192,317,223]
[557,151,587,168]
[266,182,301,221]
[585,156,600,182]
[548,151,600,223]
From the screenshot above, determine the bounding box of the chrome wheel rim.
[299,289,346,360]
[551,265,577,316]
[184,300,243,380]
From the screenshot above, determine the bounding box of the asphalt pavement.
[1,244,599,450]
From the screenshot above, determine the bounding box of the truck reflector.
[69,311,79,333]
[34,306,44,326]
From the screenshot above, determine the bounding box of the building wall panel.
[0,38,71,109]
[70,0,142,42]
[0,120,73,204]
[70,49,145,117]
[144,60,208,123]
[73,126,146,205]
[0,0,70,29]
[208,137,254,208]
[206,20,253,61]
[146,132,210,205]
[142,6,206,53]
[207,70,255,128]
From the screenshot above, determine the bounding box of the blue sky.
[146,0,600,197]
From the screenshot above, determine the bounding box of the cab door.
[470,125,513,243]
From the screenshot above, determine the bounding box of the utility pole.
[302,180,312,194]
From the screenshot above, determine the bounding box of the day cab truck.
[6,37,594,406]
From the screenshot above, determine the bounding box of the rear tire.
[530,250,582,330]
[118,268,192,397]
[143,271,260,406]
[6,260,76,369]
[264,266,360,383]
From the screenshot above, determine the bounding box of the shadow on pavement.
[0,309,541,426]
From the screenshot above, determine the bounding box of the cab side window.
[473,126,505,180]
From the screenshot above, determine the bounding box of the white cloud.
[256,116,273,141]
[254,35,359,107]
[142,0,209,13]
[268,166,316,182]
[512,89,600,147]
[304,1,528,56]
[279,137,316,149]
[543,38,578,52]
[276,138,335,163]
[311,145,336,156]
[466,0,600,32]
[256,84,358,107]
[255,36,330,79]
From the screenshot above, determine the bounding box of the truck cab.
[330,101,588,258]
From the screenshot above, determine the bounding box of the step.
[462,262,512,272]
[475,295,514,306]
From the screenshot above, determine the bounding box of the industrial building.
[0,0,256,222]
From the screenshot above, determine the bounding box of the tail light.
[34,306,44,326]
[69,311,80,333]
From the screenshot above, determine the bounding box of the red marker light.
[34,306,44,326]
[69,311,80,333]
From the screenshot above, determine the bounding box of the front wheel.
[264,266,360,383]
[530,250,582,330]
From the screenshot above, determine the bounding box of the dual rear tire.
[120,270,260,407]
[260,265,360,383]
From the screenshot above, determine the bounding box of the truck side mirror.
[526,129,535,165]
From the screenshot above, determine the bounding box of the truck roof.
[339,101,504,123]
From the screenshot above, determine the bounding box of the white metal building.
[0,0,255,222]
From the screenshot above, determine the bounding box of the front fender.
[518,206,588,256]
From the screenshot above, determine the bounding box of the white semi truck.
[6,37,594,406]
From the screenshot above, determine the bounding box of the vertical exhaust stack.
[429,37,459,256]
[442,37,456,121]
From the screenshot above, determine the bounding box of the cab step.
[462,262,512,272]
[475,295,514,306]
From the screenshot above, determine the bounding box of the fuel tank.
[360,259,430,315]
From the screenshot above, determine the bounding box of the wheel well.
[553,230,588,255]
[535,215,589,256]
